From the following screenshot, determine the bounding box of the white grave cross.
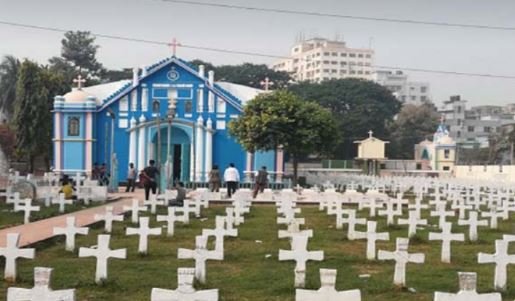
[123,199,147,224]
[157,207,186,237]
[52,216,89,251]
[340,209,366,240]
[278,234,324,288]
[178,235,223,284]
[477,239,515,290]
[202,216,237,255]
[14,199,40,224]
[354,221,390,260]
[126,217,162,254]
[457,211,488,241]
[144,195,165,214]
[52,193,72,213]
[94,206,124,233]
[7,267,75,301]
[429,222,464,263]
[398,210,428,238]
[295,269,361,301]
[78,234,127,284]
[0,233,35,281]
[377,237,425,286]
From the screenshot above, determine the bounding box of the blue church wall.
[254,151,276,172]
[212,130,246,180]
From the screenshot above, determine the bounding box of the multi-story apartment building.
[439,95,515,148]
[272,38,375,82]
[372,70,431,105]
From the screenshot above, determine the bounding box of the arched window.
[68,117,80,136]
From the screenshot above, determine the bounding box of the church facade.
[52,56,285,183]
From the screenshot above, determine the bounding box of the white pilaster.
[54,111,62,172]
[137,115,146,172]
[205,118,213,180]
[197,89,204,112]
[129,118,137,167]
[276,146,284,182]
[132,67,139,87]
[195,116,204,182]
[208,71,215,113]
[85,110,93,176]
[190,142,195,182]
[245,152,253,182]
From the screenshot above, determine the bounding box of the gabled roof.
[216,82,267,105]
[82,80,132,106]
[92,56,256,113]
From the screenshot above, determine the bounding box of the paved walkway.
[0,190,144,247]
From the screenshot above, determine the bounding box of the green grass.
[1,203,515,301]
[0,198,116,229]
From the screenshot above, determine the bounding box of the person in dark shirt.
[169,182,186,206]
[141,160,159,200]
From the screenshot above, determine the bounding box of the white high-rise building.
[372,70,431,105]
[272,38,375,82]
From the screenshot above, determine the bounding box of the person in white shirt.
[223,163,240,198]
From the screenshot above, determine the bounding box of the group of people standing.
[125,160,270,200]
[208,163,269,198]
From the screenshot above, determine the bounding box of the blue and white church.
[52,56,285,184]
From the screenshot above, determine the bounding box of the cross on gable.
[368,130,373,138]
[73,74,86,90]
[169,38,181,56]
[259,77,274,91]
[7,267,76,301]
[0,233,35,281]
[151,268,219,301]
[78,234,127,284]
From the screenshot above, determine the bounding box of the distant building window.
[341,70,347,74]
[350,70,356,74]
[457,106,462,113]
[357,71,363,74]
[421,87,427,93]
[349,53,356,57]
[323,61,330,64]
[365,71,370,75]
[357,62,363,66]
[332,52,338,56]
[68,117,80,136]
[184,100,192,113]
[421,96,427,102]
[443,166,450,171]
[411,96,416,101]
[341,53,347,57]
[457,131,461,138]
[444,149,450,159]
[332,69,337,73]
[364,62,371,66]
[500,165,503,173]
[401,96,406,102]
[340,62,347,66]
[457,119,462,126]
[484,126,491,133]
[467,126,474,132]
[323,52,330,56]
[331,61,337,65]
[358,54,363,58]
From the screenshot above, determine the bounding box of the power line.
[157,0,515,32]
[1,20,515,79]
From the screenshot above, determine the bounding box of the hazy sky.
[1,0,515,107]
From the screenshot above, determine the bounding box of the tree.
[61,31,103,77]
[288,78,401,159]
[228,91,338,184]
[388,103,440,159]
[0,55,21,120]
[13,60,50,171]
[47,56,77,86]
[189,60,291,89]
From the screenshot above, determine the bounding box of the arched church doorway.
[152,125,191,183]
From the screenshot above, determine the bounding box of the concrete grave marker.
[430,203,455,229]
[151,268,218,301]
[398,210,428,238]
[225,207,244,229]
[296,269,361,301]
[94,206,124,233]
[481,208,507,230]
[123,199,147,224]
[14,199,40,224]
[178,235,223,284]
[202,216,237,255]
[52,193,72,213]
[355,221,390,260]
[144,194,165,214]
[378,200,402,226]
[429,222,465,263]
[126,217,162,254]
[78,234,127,284]
[157,207,186,237]
[279,234,324,288]
[434,272,501,301]
[0,233,35,281]
[7,267,75,301]
[53,216,89,252]
[458,211,488,242]
[340,209,366,240]
[378,237,425,286]
[477,239,515,290]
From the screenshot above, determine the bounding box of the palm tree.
[0,55,20,121]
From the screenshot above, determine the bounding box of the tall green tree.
[0,55,21,120]
[228,91,338,184]
[388,103,440,159]
[189,60,291,89]
[60,31,103,77]
[288,78,401,159]
[13,60,50,171]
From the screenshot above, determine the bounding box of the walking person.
[140,160,159,201]
[125,162,137,192]
[223,163,240,198]
[208,165,221,192]
[253,166,269,198]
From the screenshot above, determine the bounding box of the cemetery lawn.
[0,198,117,229]
[1,203,515,301]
